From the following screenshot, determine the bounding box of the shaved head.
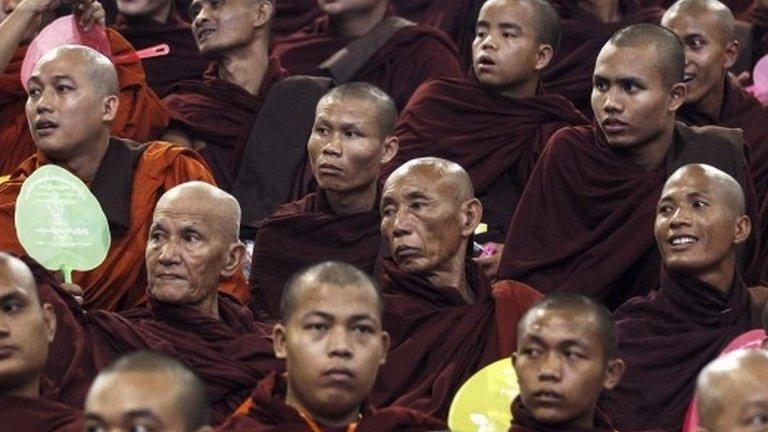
[0,253,37,300]
[318,82,398,137]
[664,164,745,215]
[606,23,685,87]
[34,45,119,97]
[485,0,561,49]
[155,181,241,242]
[663,0,734,40]
[387,157,475,202]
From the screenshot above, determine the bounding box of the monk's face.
[655,168,747,278]
[592,43,683,150]
[0,261,56,394]
[26,52,115,162]
[662,9,735,107]
[700,360,768,432]
[85,371,190,432]
[380,167,468,275]
[318,0,382,17]
[513,308,620,428]
[190,0,257,56]
[273,282,389,424]
[308,97,395,196]
[473,0,546,92]
[118,0,172,23]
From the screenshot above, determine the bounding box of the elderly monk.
[249,82,398,319]
[0,0,169,175]
[601,164,768,432]
[0,253,83,432]
[85,351,212,432]
[0,45,215,311]
[510,292,625,432]
[371,157,542,418]
[113,0,209,97]
[498,24,760,309]
[694,349,768,432]
[271,0,463,111]
[386,0,587,273]
[221,262,445,431]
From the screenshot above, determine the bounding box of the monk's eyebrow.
[499,22,522,31]
[0,291,28,304]
[405,191,430,200]
[476,20,490,28]
[304,311,333,320]
[123,409,163,423]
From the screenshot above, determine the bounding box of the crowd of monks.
[4,0,768,430]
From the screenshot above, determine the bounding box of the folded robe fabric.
[509,397,618,432]
[0,395,84,432]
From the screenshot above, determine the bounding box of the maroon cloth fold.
[543,0,663,115]
[509,397,616,432]
[273,0,323,41]
[371,258,541,419]
[385,76,588,241]
[250,189,382,319]
[114,10,209,98]
[600,270,763,432]
[272,15,463,110]
[162,57,288,190]
[217,371,446,431]
[0,395,83,432]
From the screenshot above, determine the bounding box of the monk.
[271,0,464,111]
[0,45,216,311]
[373,157,542,418]
[220,261,445,431]
[386,0,587,274]
[498,24,760,309]
[510,292,625,432]
[601,164,768,431]
[84,351,212,432]
[0,252,83,432]
[250,82,398,319]
[113,0,209,97]
[0,0,169,175]
[694,349,768,432]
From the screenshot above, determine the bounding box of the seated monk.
[601,164,768,431]
[498,23,761,309]
[85,351,212,432]
[250,82,398,319]
[510,292,626,432]
[385,0,587,276]
[0,0,169,175]
[220,261,445,431]
[271,0,464,111]
[0,252,82,432]
[113,0,209,97]
[0,45,217,311]
[694,349,768,432]
[371,157,542,418]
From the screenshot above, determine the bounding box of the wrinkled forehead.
[384,166,455,200]
[152,203,222,231]
[316,96,381,125]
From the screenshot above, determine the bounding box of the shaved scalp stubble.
[34,45,119,97]
[665,163,746,216]
[386,156,475,202]
[663,0,735,41]
[317,82,399,137]
[0,252,39,301]
[607,23,686,87]
[155,181,242,242]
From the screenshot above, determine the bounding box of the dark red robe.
[217,371,446,431]
[497,123,761,310]
[249,189,382,319]
[0,395,83,432]
[371,258,541,419]
[272,15,463,110]
[509,397,618,432]
[386,76,588,242]
[162,58,288,190]
[600,270,768,432]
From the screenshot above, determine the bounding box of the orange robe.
[0,28,169,175]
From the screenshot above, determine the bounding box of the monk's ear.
[253,0,274,29]
[602,358,625,391]
[101,95,119,122]
[724,39,739,70]
[460,198,483,237]
[534,44,554,71]
[732,214,751,245]
[220,241,247,278]
[42,303,57,343]
[378,330,390,365]
[380,135,399,165]
[273,324,288,359]
[667,82,687,112]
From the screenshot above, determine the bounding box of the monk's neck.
[426,252,474,303]
[285,388,360,428]
[495,76,540,99]
[626,122,674,171]
[331,2,388,37]
[691,77,726,121]
[4,376,40,399]
[218,43,270,96]
[190,295,220,320]
[324,181,378,216]
[691,259,736,296]
[57,134,110,182]
[578,0,622,23]
[146,2,172,25]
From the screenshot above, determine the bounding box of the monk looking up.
[250,82,398,319]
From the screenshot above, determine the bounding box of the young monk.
[220,261,445,431]
[84,351,212,432]
[250,82,398,319]
[386,0,587,274]
[602,164,768,432]
[498,24,760,309]
[0,252,82,432]
[271,0,464,110]
[373,157,542,418]
[0,45,216,311]
[511,292,625,431]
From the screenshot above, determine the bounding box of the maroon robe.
[543,0,663,115]
[114,10,209,98]
[600,270,768,432]
[272,15,463,110]
[217,371,446,431]
[509,397,617,432]
[497,123,761,310]
[272,0,322,41]
[249,189,382,319]
[0,395,83,432]
[162,58,289,190]
[386,76,588,242]
[371,258,542,419]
